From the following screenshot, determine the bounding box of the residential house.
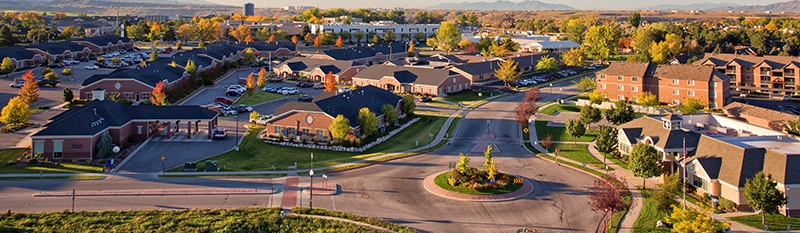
[0,46,45,70]
[351,65,470,96]
[617,114,701,172]
[26,41,91,63]
[694,53,800,94]
[596,62,732,108]
[265,85,404,141]
[30,98,218,160]
[273,57,365,83]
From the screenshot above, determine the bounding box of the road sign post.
[555,147,560,164]
[161,155,165,175]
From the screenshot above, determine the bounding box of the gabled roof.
[509,53,560,69]
[450,60,502,75]
[241,41,297,52]
[272,85,402,127]
[33,100,218,137]
[320,42,406,61]
[0,46,40,60]
[26,41,87,55]
[81,58,186,87]
[723,102,797,126]
[690,135,766,187]
[652,64,730,82]
[73,35,131,46]
[598,62,653,78]
[617,116,701,150]
[353,65,456,86]
[277,57,360,75]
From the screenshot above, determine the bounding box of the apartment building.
[597,62,731,108]
[694,53,800,94]
[309,22,440,40]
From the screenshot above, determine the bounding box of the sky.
[207,0,788,10]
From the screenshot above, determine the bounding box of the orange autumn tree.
[246,73,255,89]
[408,41,415,57]
[324,71,336,92]
[291,35,299,44]
[244,35,254,43]
[314,35,322,48]
[150,81,167,106]
[18,70,39,103]
[335,36,344,48]
[268,34,276,43]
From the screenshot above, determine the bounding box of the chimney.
[92,88,106,101]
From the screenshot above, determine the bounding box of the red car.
[214,97,233,105]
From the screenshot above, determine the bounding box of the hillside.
[428,0,575,10]
[642,2,739,11]
[711,0,800,12]
[0,0,233,16]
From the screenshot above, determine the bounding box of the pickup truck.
[37,78,60,87]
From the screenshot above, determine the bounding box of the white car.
[337,87,352,93]
[229,84,246,92]
[280,87,299,95]
[250,114,273,125]
[84,65,99,70]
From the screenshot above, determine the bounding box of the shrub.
[718,197,737,212]
[6,160,15,166]
[28,159,39,165]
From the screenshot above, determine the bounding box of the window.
[710,92,716,98]
[710,102,717,108]
[53,140,63,158]
[617,85,624,91]
[672,79,679,84]
[302,128,309,137]
[632,76,638,82]
[600,84,606,89]
[600,74,606,79]
[137,126,143,134]
[618,95,625,100]
[274,126,282,134]
[140,93,150,100]
[617,76,624,81]
[33,140,44,158]
[85,92,92,100]
[672,99,680,105]
[632,86,639,92]
[746,75,751,80]
[317,129,325,141]
[672,90,679,95]
[631,96,638,102]
[710,81,717,87]
[688,80,695,86]
[746,67,751,71]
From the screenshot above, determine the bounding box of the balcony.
[786,71,796,77]
[726,68,736,74]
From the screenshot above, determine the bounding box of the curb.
[421,171,535,202]
[32,188,279,197]
[111,137,153,173]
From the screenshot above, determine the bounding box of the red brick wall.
[266,112,338,141]
[80,80,153,102]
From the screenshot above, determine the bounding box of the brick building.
[596,62,732,109]
[273,57,365,83]
[307,42,408,65]
[265,85,405,141]
[26,41,92,63]
[351,65,471,96]
[694,53,800,95]
[71,35,133,55]
[0,46,45,70]
[30,99,218,160]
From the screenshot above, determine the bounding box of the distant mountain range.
[710,0,800,12]
[88,0,218,6]
[428,0,575,10]
[641,2,739,11]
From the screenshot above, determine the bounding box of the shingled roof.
[723,102,797,126]
[0,46,40,60]
[598,62,654,78]
[82,58,186,87]
[617,115,701,150]
[33,100,218,137]
[353,65,456,86]
[73,35,131,46]
[276,57,361,75]
[27,41,87,55]
[691,136,768,187]
[652,64,729,82]
[271,85,402,127]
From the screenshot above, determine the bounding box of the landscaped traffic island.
[423,146,534,201]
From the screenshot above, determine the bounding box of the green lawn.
[523,143,605,177]
[539,104,581,115]
[433,172,522,195]
[633,189,672,233]
[545,143,606,169]
[729,213,800,231]
[607,195,632,233]
[602,152,629,170]
[0,207,396,232]
[441,90,502,104]
[0,148,104,174]
[365,115,446,153]
[534,120,597,142]
[234,91,294,106]
[425,101,460,109]
[445,116,461,138]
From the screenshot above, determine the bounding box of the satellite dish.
[112,146,120,153]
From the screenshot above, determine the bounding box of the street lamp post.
[161,154,165,175]
[478,92,483,101]
[549,83,553,95]
[235,114,239,151]
[310,153,314,209]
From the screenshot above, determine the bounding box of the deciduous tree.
[649,41,671,64]
[666,205,730,233]
[589,90,606,105]
[536,55,558,72]
[584,23,621,63]
[314,35,322,48]
[407,41,415,57]
[588,174,630,214]
[18,70,39,104]
[524,87,540,102]
[246,73,255,90]
[434,21,461,54]
[62,87,74,103]
[61,68,71,80]
[744,171,787,225]
[291,35,299,44]
[561,47,585,67]
[0,96,30,124]
[566,119,586,145]
[540,134,554,152]
[257,68,268,88]
[680,98,707,114]
[483,144,493,171]
[636,91,658,106]
[573,76,595,92]
[150,81,167,106]
[580,105,601,127]
[353,30,365,43]
[381,104,398,125]
[324,71,336,92]
[357,107,378,136]
[495,59,521,87]
[148,48,158,62]
[1,57,15,77]
[268,34,276,43]
[329,114,350,143]
[514,101,536,127]
[335,36,344,48]
[629,143,661,188]
[594,125,618,154]
[185,59,197,76]
[605,101,635,125]
[229,24,251,42]
[401,94,415,115]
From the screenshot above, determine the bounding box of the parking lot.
[508,64,601,88]
[0,60,117,108]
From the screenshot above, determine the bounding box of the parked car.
[250,114,273,125]
[337,87,351,93]
[267,77,283,83]
[214,96,234,105]
[231,104,253,113]
[220,107,238,115]
[37,78,60,87]
[84,65,99,70]
[297,94,313,102]
[229,84,246,93]
[280,87,299,95]
[9,80,25,88]
[296,82,313,88]
[420,96,432,102]
[212,128,227,139]
[225,90,243,96]
[64,59,79,64]
[313,83,325,89]
[261,85,278,92]
[784,96,792,101]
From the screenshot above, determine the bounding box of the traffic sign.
[555,148,560,153]
[523,127,529,134]
[161,155,165,162]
